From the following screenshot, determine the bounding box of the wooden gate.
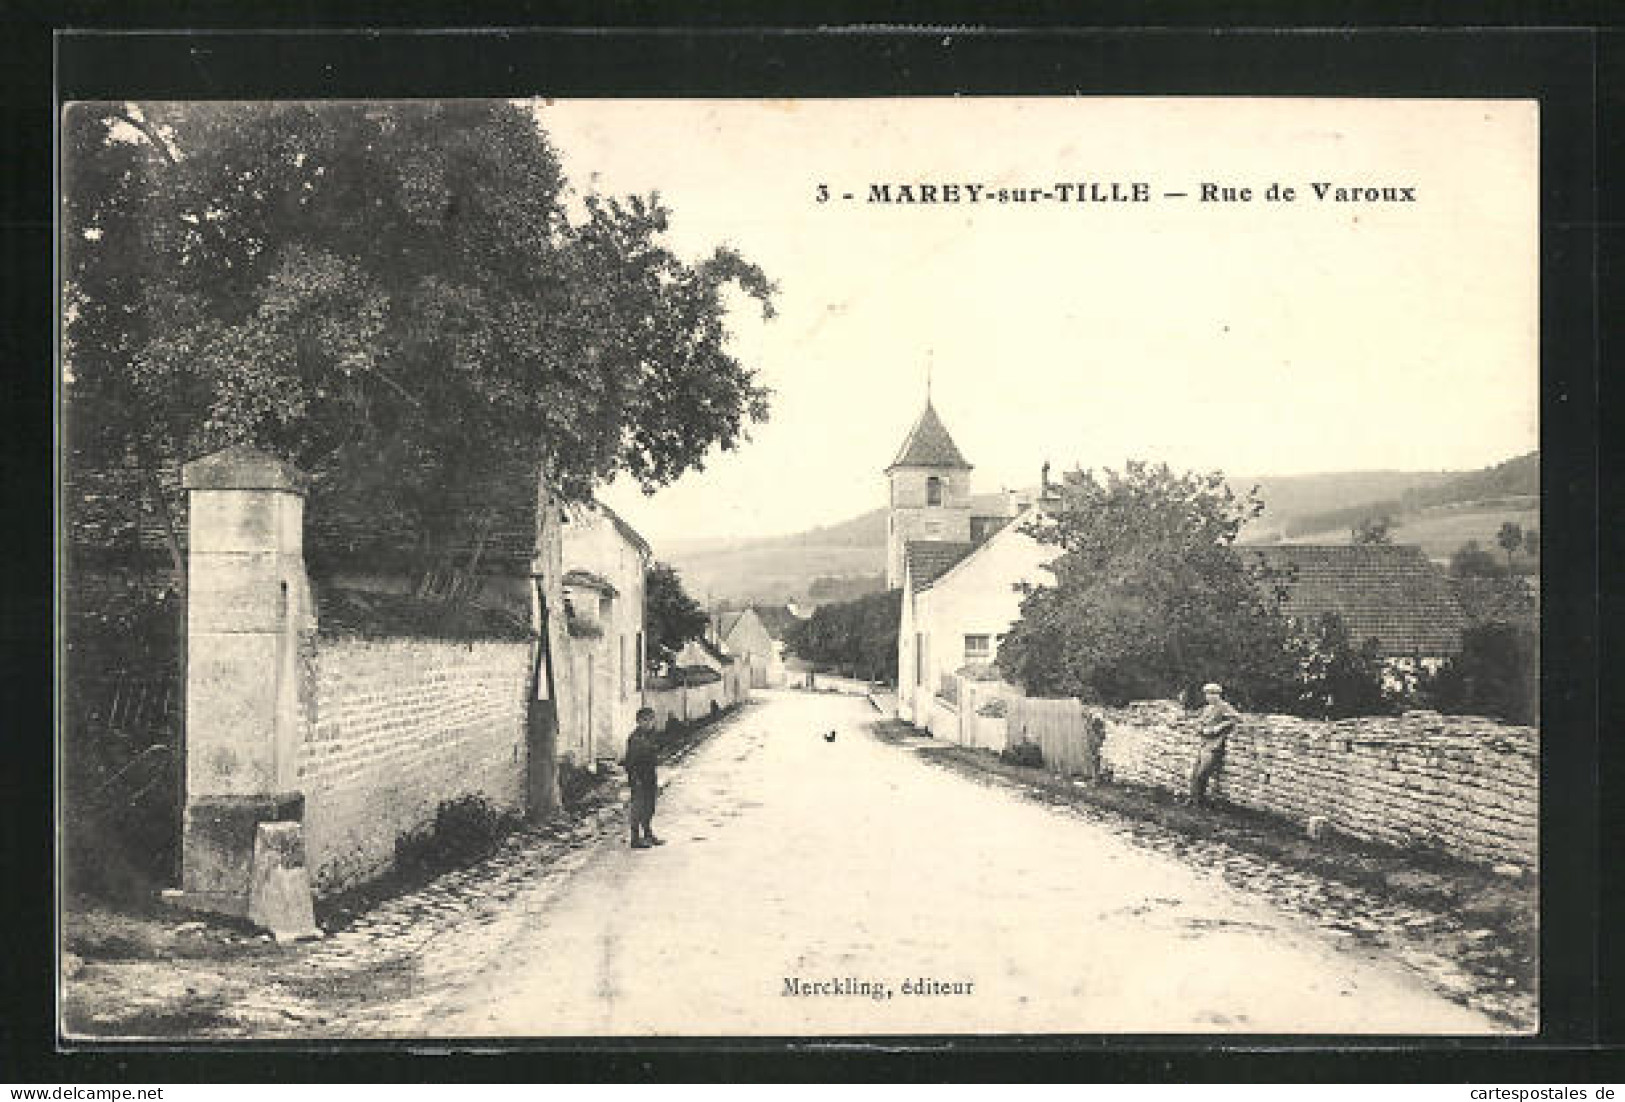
[1006,696,1104,778]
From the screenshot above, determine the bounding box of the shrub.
[395,794,515,877]
[1282,612,1397,719]
[1000,740,1043,768]
[557,760,599,810]
[1421,622,1539,725]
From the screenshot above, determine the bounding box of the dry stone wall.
[299,638,531,893]
[1095,701,1538,870]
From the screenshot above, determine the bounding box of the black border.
[6,11,1615,1082]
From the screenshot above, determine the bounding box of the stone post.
[170,445,316,925]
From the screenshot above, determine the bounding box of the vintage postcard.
[59,95,1539,1040]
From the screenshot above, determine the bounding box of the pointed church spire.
[887,389,973,472]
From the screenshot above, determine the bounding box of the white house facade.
[560,501,651,764]
[885,397,1057,725]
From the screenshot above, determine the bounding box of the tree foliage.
[995,462,1298,708]
[1496,521,1525,570]
[1351,514,1396,545]
[1285,612,1394,719]
[1421,622,1539,725]
[63,101,775,572]
[1449,539,1506,578]
[645,562,708,664]
[783,589,901,683]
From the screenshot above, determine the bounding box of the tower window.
[927,476,943,506]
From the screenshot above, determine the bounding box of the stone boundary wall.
[1095,701,1538,870]
[299,638,531,894]
[644,680,729,729]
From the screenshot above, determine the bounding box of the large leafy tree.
[645,562,708,666]
[783,588,901,683]
[63,101,775,819]
[63,100,774,575]
[995,462,1297,708]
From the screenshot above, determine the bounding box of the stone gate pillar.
[170,445,316,929]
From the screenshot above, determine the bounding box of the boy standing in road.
[1190,682,1241,809]
[623,706,665,849]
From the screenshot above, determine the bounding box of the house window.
[620,635,628,699]
[915,633,926,686]
[635,632,644,690]
[964,634,992,662]
[926,476,943,506]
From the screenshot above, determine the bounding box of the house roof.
[66,454,648,578]
[693,636,733,664]
[904,540,976,592]
[1247,544,1468,657]
[750,604,799,639]
[717,610,747,639]
[887,401,972,472]
[593,500,652,558]
[1452,575,1539,629]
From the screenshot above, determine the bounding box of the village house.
[560,500,652,767]
[642,633,744,727]
[886,400,1472,727]
[885,397,1052,724]
[1246,543,1469,675]
[711,606,787,688]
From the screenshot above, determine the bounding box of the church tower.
[885,396,974,589]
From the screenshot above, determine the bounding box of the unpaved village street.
[339,689,1500,1037]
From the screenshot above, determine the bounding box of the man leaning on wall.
[1189,682,1241,810]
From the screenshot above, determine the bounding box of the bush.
[395,794,516,877]
[1421,622,1539,725]
[1282,612,1397,719]
[1000,740,1043,768]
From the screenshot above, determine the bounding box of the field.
[1276,498,1540,563]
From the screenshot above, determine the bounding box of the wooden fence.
[1006,695,1105,779]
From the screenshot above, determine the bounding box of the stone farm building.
[887,401,1473,725]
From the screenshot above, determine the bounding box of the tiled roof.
[303,455,541,571]
[887,401,972,471]
[594,500,652,558]
[905,540,975,593]
[1452,576,1539,630]
[751,604,799,638]
[1247,544,1468,657]
[65,455,649,577]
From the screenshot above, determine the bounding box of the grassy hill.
[662,453,1538,603]
[1241,452,1539,563]
[659,508,887,605]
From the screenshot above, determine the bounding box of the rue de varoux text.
[814,180,1418,205]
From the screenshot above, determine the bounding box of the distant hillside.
[1240,451,1537,541]
[1234,471,1458,543]
[659,508,887,606]
[1252,452,1539,563]
[663,453,1537,603]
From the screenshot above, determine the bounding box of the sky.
[533,98,1538,546]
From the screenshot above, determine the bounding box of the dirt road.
[394,689,1501,1036]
